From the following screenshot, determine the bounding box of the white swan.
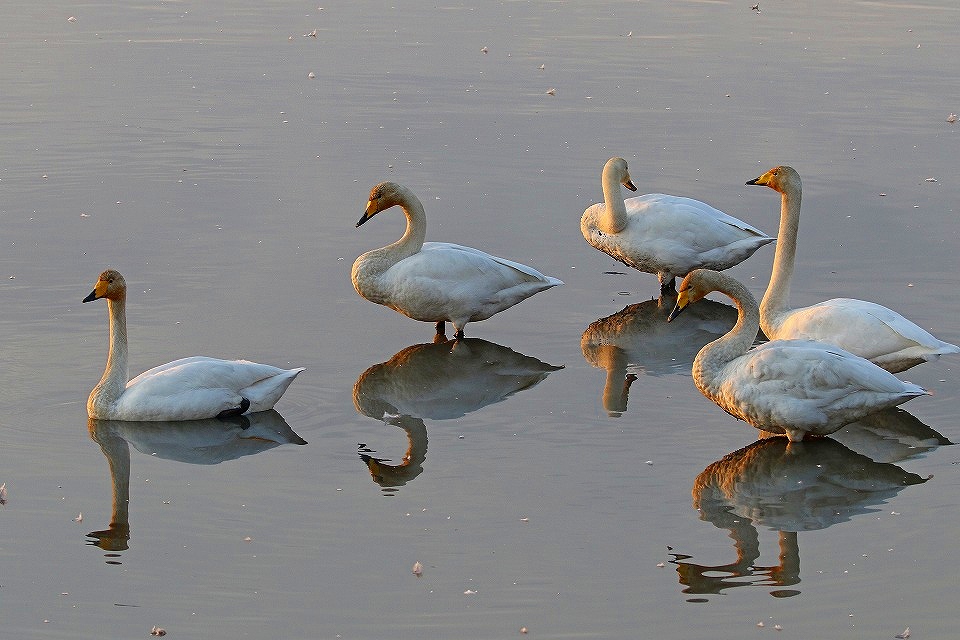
[83,270,303,421]
[352,181,563,338]
[581,157,775,292]
[668,269,928,442]
[747,165,959,372]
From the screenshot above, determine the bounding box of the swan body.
[581,157,774,292]
[668,269,928,442]
[747,165,959,372]
[83,270,303,421]
[352,181,563,338]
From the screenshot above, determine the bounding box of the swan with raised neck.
[352,181,563,339]
[83,269,303,420]
[747,165,959,372]
[581,157,775,292]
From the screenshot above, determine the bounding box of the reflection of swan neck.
[90,297,130,416]
[88,421,131,550]
[599,160,629,234]
[760,174,802,335]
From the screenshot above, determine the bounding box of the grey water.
[1,1,958,638]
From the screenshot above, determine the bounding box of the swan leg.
[435,321,446,335]
[453,325,465,340]
[217,397,250,419]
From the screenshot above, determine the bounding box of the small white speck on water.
[244,536,253,542]
[656,562,665,568]
[67,16,77,22]
[947,113,958,123]
[895,627,911,639]
[879,193,887,196]
[308,72,316,79]
[907,283,914,287]
[412,561,423,576]
[464,589,478,595]
[520,517,529,522]
[645,460,653,465]
[458,434,465,439]
[774,624,783,631]
[538,64,545,70]
[925,177,937,182]
[73,513,83,522]
[546,88,556,95]
[891,511,900,515]
[520,627,528,634]
[480,46,488,53]
[757,621,765,627]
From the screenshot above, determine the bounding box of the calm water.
[1,1,958,638]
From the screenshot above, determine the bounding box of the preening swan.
[747,165,959,372]
[668,269,928,442]
[581,157,774,292]
[83,270,303,421]
[352,181,563,338]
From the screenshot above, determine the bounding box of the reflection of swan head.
[358,415,428,491]
[693,436,928,532]
[580,293,736,415]
[353,338,562,421]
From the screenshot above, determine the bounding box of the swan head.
[83,269,127,303]
[667,269,719,322]
[604,157,638,192]
[746,165,801,194]
[357,181,409,227]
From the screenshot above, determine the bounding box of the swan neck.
[760,184,801,326]
[599,168,629,234]
[694,280,760,388]
[391,191,428,260]
[96,297,130,404]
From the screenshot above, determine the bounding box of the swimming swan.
[747,165,959,372]
[83,270,303,421]
[581,157,774,292]
[352,181,563,338]
[668,269,928,442]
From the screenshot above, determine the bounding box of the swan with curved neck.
[747,165,958,372]
[352,181,563,339]
[83,269,303,421]
[668,269,927,442]
[581,157,775,292]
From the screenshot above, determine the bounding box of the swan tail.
[242,368,305,413]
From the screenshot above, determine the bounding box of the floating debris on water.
[546,88,556,95]
[308,72,316,79]
[304,29,317,37]
[948,113,957,123]
[73,513,83,522]
[151,626,167,636]
[412,561,423,576]
[895,628,911,639]
[480,46,488,54]
[67,16,77,23]
[0,482,6,504]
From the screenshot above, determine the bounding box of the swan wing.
[375,242,562,323]
[774,298,959,369]
[117,357,303,420]
[714,340,925,431]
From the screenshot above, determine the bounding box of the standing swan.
[83,270,303,421]
[668,269,927,442]
[747,165,959,372]
[581,157,774,292]
[352,181,563,339]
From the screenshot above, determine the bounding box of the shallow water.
[1,1,958,638]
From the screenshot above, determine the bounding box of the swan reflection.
[831,407,952,463]
[581,292,737,415]
[354,337,562,490]
[672,435,930,599]
[86,412,306,554]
